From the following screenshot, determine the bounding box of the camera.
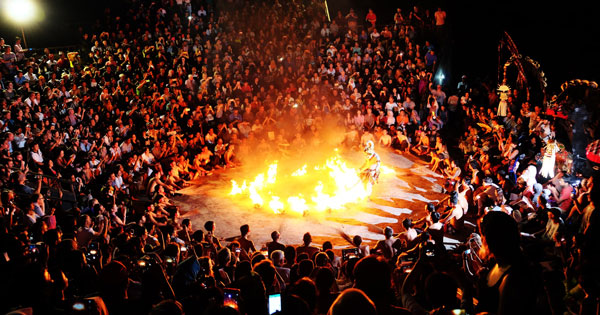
[86,248,100,264]
[28,244,39,255]
[341,248,359,261]
[420,240,436,258]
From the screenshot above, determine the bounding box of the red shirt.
[366,12,377,25]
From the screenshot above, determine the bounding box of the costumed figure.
[360,140,381,194]
[540,138,559,178]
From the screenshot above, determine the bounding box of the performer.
[360,141,381,194]
[540,138,559,178]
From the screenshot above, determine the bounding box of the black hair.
[426,203,435,213]
[240,224,250,236]
[431,211,441,223]
[479,211,521,264]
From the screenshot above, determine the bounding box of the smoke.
[228,112,370,214]
[235,112,354,175]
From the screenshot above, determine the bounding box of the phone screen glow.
[269,294,282,314]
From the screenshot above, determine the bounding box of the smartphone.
[72,301,86,311]
[341,248,359,261]
[71,299,94,311]
[28,244,39,254]
[223,288,241,311]
[425,248,435,257]
[268,293,282,314]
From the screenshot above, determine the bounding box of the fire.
[229,151,394,215]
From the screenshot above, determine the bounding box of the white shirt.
[112,176,124,189]
[24,73,38,81]
[141,152,155,164]
[31,149,44,163]
[14,133,26,148]
[385,101,398,112]
[120,141,133,154]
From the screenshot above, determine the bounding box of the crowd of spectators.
[1,0,599,314]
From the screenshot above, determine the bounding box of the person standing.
[237,224,257,261]
[434,7,446,28]
[14,37,26,62]
[365,9,377,29]
[266,231,286,256]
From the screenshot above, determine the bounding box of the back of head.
[163,243,179,257]
[271,250,285,266]
[298,259,314,278]
[98,261,129,299]
[479,211,520,264]
[303,232,312,246]
[353,235,363,247]
[426,203,436,213]
[425,272,459,309]
[297,253,309,262]
[235,260,252,280]
[217,247,231,266]
[449,191,459,205]
[204,220,215,231]
[284,245,296,264]
[282,294,311,315]
[191,229,204,243]
[315,252,329,267]
[384,226,393,238]
[402,218,413,229]
[315,267,335,292]
[353,256,391,301]
[327,288,377,315]
[292,277,317,312]
[271,230,279,241]
[253,259,276,289]
[240,224,250,236]
[251,252,266,267]
[431,211,441,223]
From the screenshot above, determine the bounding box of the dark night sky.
[1,0,599,93]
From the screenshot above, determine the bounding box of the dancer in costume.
[360,140,381,194]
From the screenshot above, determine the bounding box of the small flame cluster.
[229,152,382,215]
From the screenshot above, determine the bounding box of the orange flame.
[229,151,393,214]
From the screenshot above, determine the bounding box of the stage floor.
[174,151,447,251]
